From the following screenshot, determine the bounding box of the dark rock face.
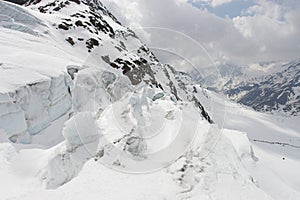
[85,38,99,51]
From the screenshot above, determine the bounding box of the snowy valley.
[0,0,300,200]
[194,59,300,116]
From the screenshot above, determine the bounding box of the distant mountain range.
[192,59,300,115]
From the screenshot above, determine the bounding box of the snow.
[63,112,100,150]
[0,1,86,141]
[0,127,270,200]
[0,1,299,199]
[31,111,70,148]
[196,89,300,200]
[0,1,42,35]
[95,87,210,172]
[0,68,72,141]
[1,82,288,199]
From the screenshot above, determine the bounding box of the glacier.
[0,67,72,143]
[0,0,299,200]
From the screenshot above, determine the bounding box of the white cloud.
[233,0,300,61]
[211,0,233,7]
[103,0,300,70]
[189,0,233,7]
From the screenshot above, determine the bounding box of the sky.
[188,0,255,18]
[102,0,300,71]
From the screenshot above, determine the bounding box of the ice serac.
[0,69,72,143]
[43,112,99,189]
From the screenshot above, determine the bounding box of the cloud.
[189,0,233,7]
[232,0,300,61]
[102,0,300,71]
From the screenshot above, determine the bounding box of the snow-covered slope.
[1,1,299,200]
[0,99,273,199]
[1,87,300,200]
[196,89,300,200]
[0,0,211,143]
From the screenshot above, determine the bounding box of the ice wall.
[0,73,72,143]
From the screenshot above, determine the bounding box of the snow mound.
[20,122,271,199]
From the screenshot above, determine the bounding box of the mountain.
[1,1,299,200]
[225,60,300,115]
[0,0,219,187]
[0,0,212,143]
[193,59,300,116]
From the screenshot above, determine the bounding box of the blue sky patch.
[188,0,256,18]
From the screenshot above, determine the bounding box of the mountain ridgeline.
[1,0,212,143]
[191,59,300,116]
[225,60,300,116]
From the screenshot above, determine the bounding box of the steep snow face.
[0,1,43,35]
[0,0,216,193]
